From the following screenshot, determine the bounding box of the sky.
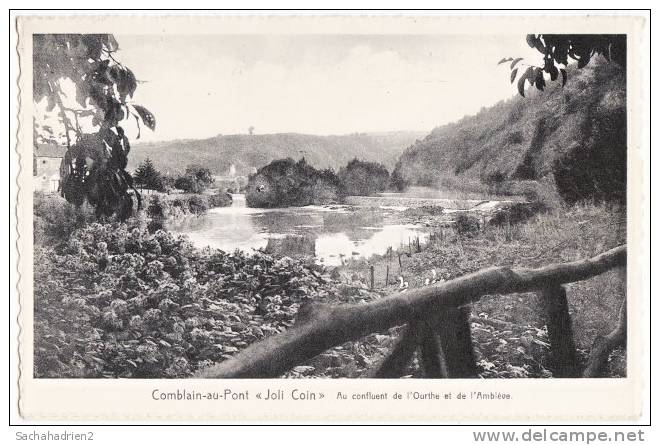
[38,34,541,143]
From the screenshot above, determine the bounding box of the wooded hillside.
[393,58,626,203]
[129,131,425,176]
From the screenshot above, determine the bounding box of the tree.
[185,165,215,187]
[134,158,164,191]
[501,34,626,96]
[173,164,215,193]
[245,158,343,208]
[33,34,156,219]
[248,126,255,135]
[338,158,390,196]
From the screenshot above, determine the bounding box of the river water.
[167,193,498,266]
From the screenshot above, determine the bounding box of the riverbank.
[143,190,232,219]
[336,202,627,377]
[33,192,626,379]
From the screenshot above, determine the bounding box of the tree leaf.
[132,105,156,131]
[526,34,537,48]
[510,68,518,84]
[524,66,535,83]
[116,68,137,101]
[517,76,526,97]
[510,57,524,69]
[534,69,545,91]
[577,53,591,69]
[497,57,512,65]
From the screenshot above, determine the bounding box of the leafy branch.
[33,34,156,219]
[500,34,626,97]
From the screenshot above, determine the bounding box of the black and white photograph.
[30,30,629,379]
[13,12,650,423]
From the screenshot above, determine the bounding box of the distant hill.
[392,58,626,203]
[128,131,425,176]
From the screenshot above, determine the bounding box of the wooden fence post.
[419,323,448,378]
[385,265,390,287]
[583,298,626,378]
[369,325,418,378]
[370,265,375,289]
[540,285,579,377]
[435,307,479,378]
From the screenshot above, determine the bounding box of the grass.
[338,201,627,377]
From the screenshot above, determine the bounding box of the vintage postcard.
[14,13,649,422]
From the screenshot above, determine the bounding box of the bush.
[34,193,96,245]
[489,202,548,227]
[146,195,165,219]
[390,165,407,191]
[207,193,233,208]
[174,175,203,194]
[455,213,480,237]
[187,195,208,214]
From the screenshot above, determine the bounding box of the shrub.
[146,195,165,219]
[174,175,203,194]
[390,165,407,191]
[489,202,548,227]
[207,193,233,208]
[186,194,208,214]
[34,193,96,245]
[455,213,480,237]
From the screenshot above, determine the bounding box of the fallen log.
[196,245,626,378]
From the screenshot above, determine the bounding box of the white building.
[33,143,66,193]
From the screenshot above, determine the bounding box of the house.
[33,143,67,193]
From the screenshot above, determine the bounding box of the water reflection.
[167,194,431,266]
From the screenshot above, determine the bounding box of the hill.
[392,58,626,204]
[128,131,425,176]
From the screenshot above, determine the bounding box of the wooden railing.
[196,245,627,379]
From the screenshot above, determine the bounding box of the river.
[167,192,505,266]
